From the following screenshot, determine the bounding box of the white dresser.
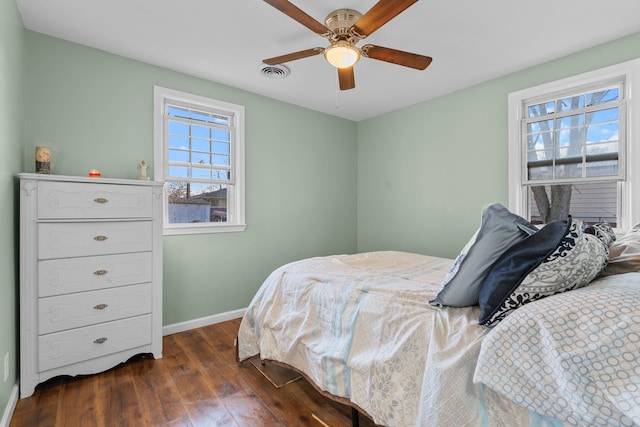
[18,173,163,397]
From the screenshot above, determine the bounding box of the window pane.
[168,121,189,134]
[168,166,189,178]
[192,151,210,165]
[556,114,584,130]
[554,163,581,179]
[586,160,618,177]
[555,146,583,164]
[192,125,210,139]
[587,107,618,124]
[587,88,619,105]
[213,141,230,155]
[527,182,618,226]
[213,128,230,141]
[167,106,189,118]
[213,155,230,166]
[527,150,550,163]
[167,182,228,224]
[191,111,212,123]
[526,132,552,150]
[586,122,618,143]
[527,119,553,134]
[213,170,230,180]
[211,116,229,126]
[168,149,189,163]
[556,128,584,148]
[527,101,554,118]
[556,95,584,112]
[192,167,211,179]
[168,135,189,149]
[191,139,211,152]
[528,165,552,180]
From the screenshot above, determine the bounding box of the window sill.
[163,223,247,236]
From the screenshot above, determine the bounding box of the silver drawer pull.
[94,303,108,310]
[94,197,109,204]
[93,269,108,276]
[93,337,108,344]
[94,235,108,242]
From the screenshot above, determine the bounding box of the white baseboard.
[162,308,246,336]
[0,384,18,427]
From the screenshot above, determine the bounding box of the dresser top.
[18,173,163,187]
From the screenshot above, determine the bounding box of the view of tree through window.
[523,83,623,225]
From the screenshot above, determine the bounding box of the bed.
[236,204,640,426]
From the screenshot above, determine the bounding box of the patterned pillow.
[429,203,537,307]
[581,221,616,248]
[478,217,609,327]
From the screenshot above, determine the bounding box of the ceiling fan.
[262,0,432,90]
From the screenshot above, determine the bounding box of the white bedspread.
[237,251,529,426]
[474,272,640,427]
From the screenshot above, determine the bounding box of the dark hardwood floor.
[10,318,377,427]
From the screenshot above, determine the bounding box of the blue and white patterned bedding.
[237,251,539,426]
[236,251,638,426]
[474,272,640,426]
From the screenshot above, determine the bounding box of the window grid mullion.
[524,96,621,183]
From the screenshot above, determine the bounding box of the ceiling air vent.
[259,64,290,79]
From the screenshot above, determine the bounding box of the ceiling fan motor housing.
[325,9,362,41]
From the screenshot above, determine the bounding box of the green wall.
[357,32,640,258]
[0,0,23,414]
[24,32,358,325]
[3,4,640,422]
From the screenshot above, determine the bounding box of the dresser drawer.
[38,252,152,297]
[38,315,152,372]
[39,283,152,334]
[38,181,153,219]
[38,221,153,259]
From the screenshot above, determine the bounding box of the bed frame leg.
[351,407,359,427]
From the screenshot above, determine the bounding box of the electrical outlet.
[3,352,8,382]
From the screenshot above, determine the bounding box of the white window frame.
[154,86,246,235]
[508,58,640,233]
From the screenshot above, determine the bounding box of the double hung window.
[508,59,640,231]
[154,86,246,234]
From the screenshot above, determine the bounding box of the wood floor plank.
[220,389,284,427]
[129,355,189,426]
[55,376,100,427]
[10,318,377,427]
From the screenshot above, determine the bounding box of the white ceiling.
[16,0,640,121]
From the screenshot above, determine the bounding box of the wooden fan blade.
[338,67,355,90]
[361,45,432,70]
[352,0,418,37]
[263,0,331,35]
[263,48,324,65]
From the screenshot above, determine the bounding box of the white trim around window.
[508,58,640,232]
[154,85,246,235]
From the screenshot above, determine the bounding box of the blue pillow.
[478,218,609,327]
[429,203,538,307]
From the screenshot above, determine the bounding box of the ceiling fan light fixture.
[324,42,360,69]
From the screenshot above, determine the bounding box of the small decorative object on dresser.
[18,173,164,398]
[35,146,51,174]
[137,160,150,180]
